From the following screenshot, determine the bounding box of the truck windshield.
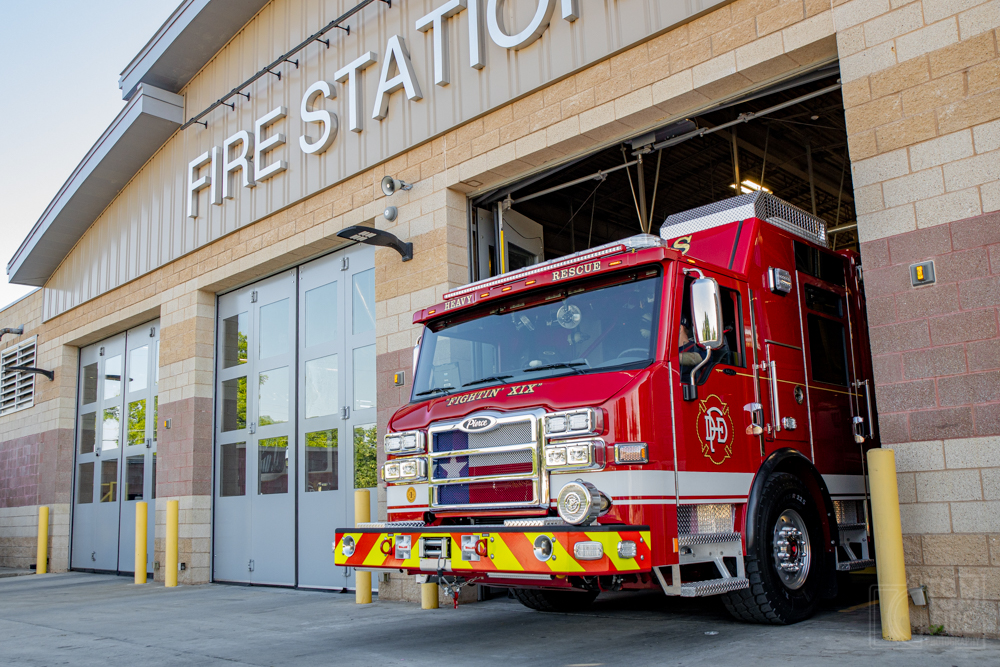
[412,268,662,400]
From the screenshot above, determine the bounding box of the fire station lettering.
[697,394,733,466]
[552,261,601,282]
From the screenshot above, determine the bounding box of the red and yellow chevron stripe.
[334,528,652,576]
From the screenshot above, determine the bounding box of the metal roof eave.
[7,85,184,287]
[118,0,272,100]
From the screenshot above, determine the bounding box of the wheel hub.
[772,509,811,590]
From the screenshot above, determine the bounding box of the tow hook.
[380,537,394,555]
[475,538,489,558]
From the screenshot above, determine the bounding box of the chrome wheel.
[772,509,811,590]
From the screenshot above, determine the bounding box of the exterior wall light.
[337,225,413,261]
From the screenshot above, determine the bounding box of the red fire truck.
[335,193,876,624]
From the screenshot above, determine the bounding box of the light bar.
[442,244,625,301]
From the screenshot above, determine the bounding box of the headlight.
[544,409,602,439]
[341,536,356,557]
[382,462,401,482]
[384,430,425,454]
[566,445,591,465]
[398,458,427,481]
[557,480,604,526]
[544,440,603,470]
[545,447,567,466]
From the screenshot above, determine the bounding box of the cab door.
[673,270,755,478]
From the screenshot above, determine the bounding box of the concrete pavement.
[0,572,995,666]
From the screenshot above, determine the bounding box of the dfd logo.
[696,394,733,465]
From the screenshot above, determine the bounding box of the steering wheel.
[617,348,648,359]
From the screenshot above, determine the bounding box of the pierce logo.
[696,394,733,465]
[460,416,496,432]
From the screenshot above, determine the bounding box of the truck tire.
[722,472,825,624]
[512,588,599,612]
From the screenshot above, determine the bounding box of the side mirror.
[690,278,723,350]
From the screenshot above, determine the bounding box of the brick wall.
[837,0,1000,638]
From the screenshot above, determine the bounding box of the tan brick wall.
[838,0,1000,639]
[0,504,70,571]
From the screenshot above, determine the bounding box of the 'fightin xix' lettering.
[443,383,544,406]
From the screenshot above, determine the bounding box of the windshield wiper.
[522,362,586,374]
[414,386,456,397]
[462,375,513,387]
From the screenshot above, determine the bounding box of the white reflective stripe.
[676,471,754,498]
[552,470,676,499]
[824,474,867,496]
[387,483,429,508]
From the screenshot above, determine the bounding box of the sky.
[0,0,177,310]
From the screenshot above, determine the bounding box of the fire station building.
[1,0,999,637]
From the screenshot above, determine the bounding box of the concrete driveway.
[0,572,994,666]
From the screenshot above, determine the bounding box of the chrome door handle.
[769,360,781,432]
[744,403,764,436]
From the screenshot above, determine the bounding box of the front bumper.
[334,524,651,578]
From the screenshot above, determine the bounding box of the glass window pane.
[259,299,289,359]
[353,424,377,489]
[100,460,117,502]
[222,312,248,368]
[154,340,160,387]
[258,366,289,425]
[77,463,94,504]
[352,269,375,334]
[151,452,157,500]
[258,436,288,494]
[306,429,338,492]
[82,363,98,404]
[104,355,122,399]
[305,355,338,419]
[221,377,247,432]
[129,346,148,393]
[353,345,376,411]
[102,407,120,450]
[125,455,144,501]
[153,396,159,442]
[305,282,337,347]
[127,400,146,446]
[220,443,246,497]
[80,412,96,454]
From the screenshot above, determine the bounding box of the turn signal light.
[614,442,648,464]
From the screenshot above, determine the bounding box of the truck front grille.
[428,412,542,510]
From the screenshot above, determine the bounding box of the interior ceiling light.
[729,179,771,195]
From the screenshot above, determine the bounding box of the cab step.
[836,558,875,572]
[679,577,750,597]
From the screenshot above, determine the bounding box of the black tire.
[512,588,599,612]
[722,472,826,624]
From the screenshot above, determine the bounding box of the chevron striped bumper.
[334,524,651,577]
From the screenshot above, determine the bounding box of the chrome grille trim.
[427,409,545,510]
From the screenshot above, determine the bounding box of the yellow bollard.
[867,448,911,641]
[165,500,179,588]
[134,502,147,584]
[355,489,372,604]
[36,506,48,574]
[421,581,439,609]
